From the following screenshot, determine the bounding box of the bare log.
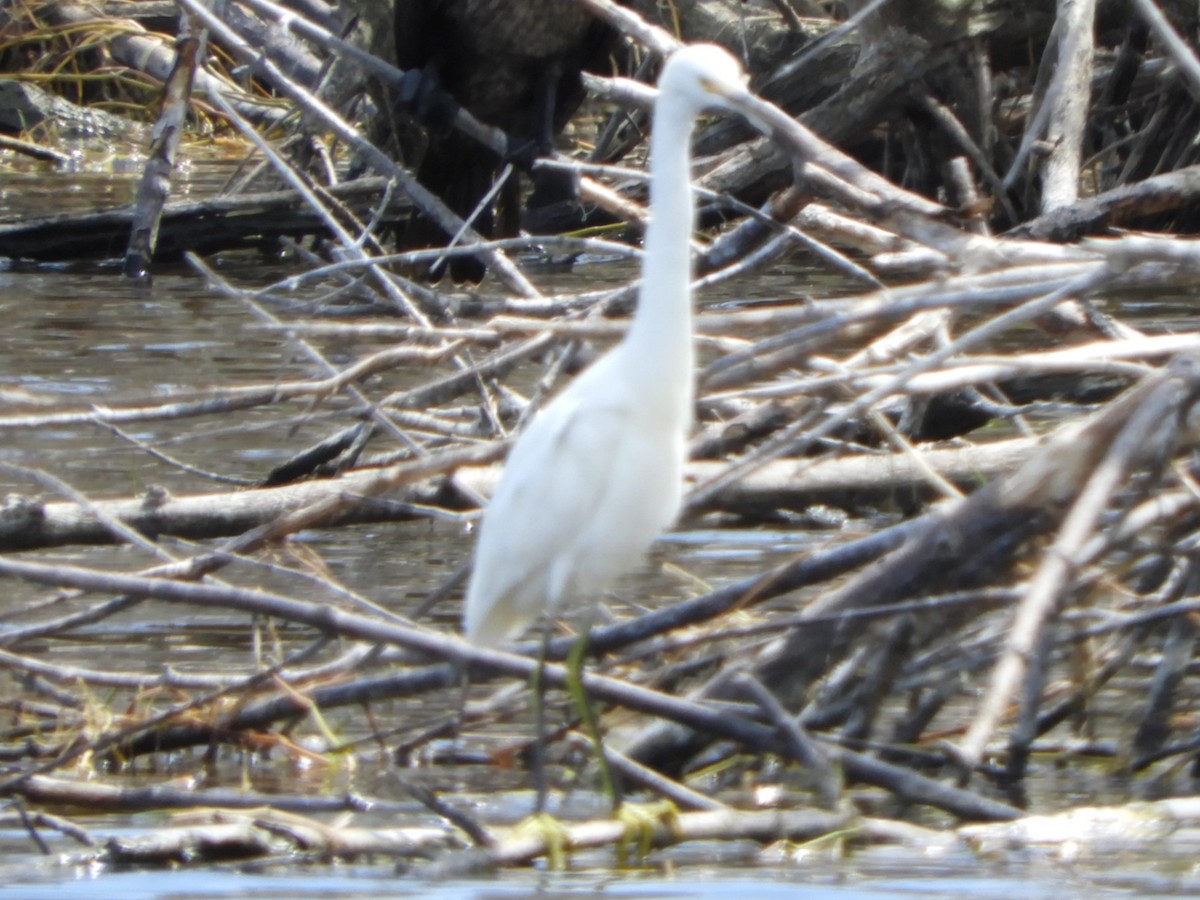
[124,21,202,278]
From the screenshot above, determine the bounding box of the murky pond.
[2,154,1200,898]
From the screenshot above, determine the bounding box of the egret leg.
[531,614,555,813]
[564,627,621,811]
[567,615,690,868]
[565,630,678,867]
[517,617,576,869]
[529,615,621,810]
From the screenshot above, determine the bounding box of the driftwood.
[101,809,459,865]
[7,0,1200,882]
[20,783,1200,874]
[0,81,138,141]
[0,176,412,263]
[0,435,1042,552]
[623,351,1200,773]
[123,18,203,278]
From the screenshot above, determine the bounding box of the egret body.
[463,44,751,649]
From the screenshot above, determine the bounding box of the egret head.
[658,43,750,115]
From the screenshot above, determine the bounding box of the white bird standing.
[463,44,753,654]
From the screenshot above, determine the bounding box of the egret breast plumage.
[463,44,752,649]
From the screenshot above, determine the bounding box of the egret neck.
[620,95,700,425]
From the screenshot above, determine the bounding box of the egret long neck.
[623,98,698,409]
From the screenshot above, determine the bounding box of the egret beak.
[708,80,772,138]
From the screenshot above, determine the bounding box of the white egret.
[464,44,752,649]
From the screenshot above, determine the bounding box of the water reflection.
[0,849,1177,899]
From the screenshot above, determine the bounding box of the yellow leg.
[564,629,620,808]
[564,631,680,866]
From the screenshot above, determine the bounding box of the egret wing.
[464,366,646,645]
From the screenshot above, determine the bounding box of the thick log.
[0,436,1038,552]
[0,177,406,263]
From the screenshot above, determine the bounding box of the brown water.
[1,160,1198,898]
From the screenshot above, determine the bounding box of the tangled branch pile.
[4,0,1200,876]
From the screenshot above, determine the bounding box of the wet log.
[0,177,406,263]
[623,354,1200,776]
[124,25,202,278]
[0,82,136,140]
[430,805,850,872]
[1014,164,1200,241]
[101,811,458,864]
[960,796,1200,859]
[0,436,1038,552]
[0,440,500,552]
